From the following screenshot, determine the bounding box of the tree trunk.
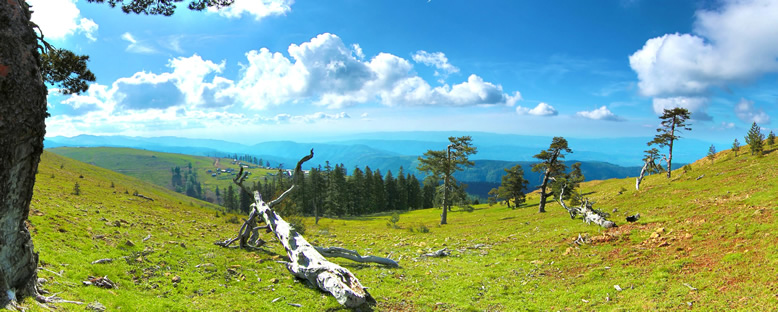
[558,185,615,229]
[441,146,450,225]
[538,167,550,213]
[667,117,676,179]
[635,159,649,191]
[0,0,46,305]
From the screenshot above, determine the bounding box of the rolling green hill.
[48,147,276,203]
[20,145,778,310]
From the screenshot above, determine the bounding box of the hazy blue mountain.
[43,132,697,198]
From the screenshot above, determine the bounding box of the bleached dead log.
[220,150,375,308]
[314,246,399,267]
[635,160,649,191]
[558,185,616,228]
[421,248,450,258]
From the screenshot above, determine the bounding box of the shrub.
[226,216,239,224]
[386,212,401,229]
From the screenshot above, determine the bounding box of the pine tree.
[532,137,571,213]
[648,107,692,178]
[707,145,716,162]
[732,139,741,157]
[489,164,528,208]
[767,131,775,149]
[384,170,398,211]
[745,122,764,156]
[417,136,477,224]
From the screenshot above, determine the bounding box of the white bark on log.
[253,191,374,308]
[314,247,399,267]
[636,160,649,191]
[222,151,375,308]
[558,185,616,229]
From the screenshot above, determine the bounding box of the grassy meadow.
[49,147,277,202]
[20,146,778,311]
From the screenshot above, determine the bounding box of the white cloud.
[29,0,98,41]
[412,50,460,81]
[576,106,624,121]
[630,0,778,97]
[734,98,771,124]
[209,0,293,20]
[516,102,558,116]
[352,44,365,59]
[122,33,156,54]
[652,97,712,121]
[630,0,778,121]
[227,33,520,109]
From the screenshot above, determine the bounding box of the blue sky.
[36,0,778,144]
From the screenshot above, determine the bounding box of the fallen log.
[558,184,616,228]
[218,150,376,308]
[314,246,399,267]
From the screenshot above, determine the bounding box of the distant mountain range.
[45,132,701,197]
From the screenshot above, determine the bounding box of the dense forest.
[218,162,477,218]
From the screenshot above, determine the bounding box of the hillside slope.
[22,146,778,311]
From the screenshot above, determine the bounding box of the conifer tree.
[417,136,477,224]
[648,107,692,178]
[532,137,571,213]
[767,131,775,149]
[489,164,528,209]
[745,122,765,156]
[707,145,716,162]
[732,139,741,157]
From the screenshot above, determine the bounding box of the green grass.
[21,146,778,311]
[48,147,276,202]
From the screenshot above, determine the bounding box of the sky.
[35,0,778,144]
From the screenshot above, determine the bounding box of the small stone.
[87,302,106,312]
[125,240,135,247]
[269,278,279,284]
[172,276,181,283]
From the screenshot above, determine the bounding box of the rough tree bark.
[0,0,46,306]
[557,185,616,229]
[219,151,378,308]
[635,159,650,191]
[537,149,560,213]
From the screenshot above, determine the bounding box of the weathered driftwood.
[219,150,376,308]
[421,248,450,258]
[314,247,399,267]
[558,185,616,228]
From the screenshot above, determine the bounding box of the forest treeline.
[218,162,476,217]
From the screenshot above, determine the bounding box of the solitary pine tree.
[707,145,716,162]
[648,107,692,178]
[732,139,741,157]
[745,122,765,156]
[417,136,477,224]
[532,137,571,213]
[489,164,528,209]
[767,131,775,150]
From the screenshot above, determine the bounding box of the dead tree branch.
[314,246,399,267]
[219,150,376,308]
[558,184,616,228]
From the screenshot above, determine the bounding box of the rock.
[87,302,106,312]
[172,275,181,283]
[125,240,135,247]
[269,278,279,284]
[37,277,47,285]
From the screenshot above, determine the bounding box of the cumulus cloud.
[226,33,520,109]
[576,106,624,121]
[516,102,558,116]
[630,0,778,97]
[629,0,778,120]
[734,98,771,124]
[122,33,156,54]
[652,97,712,121]
[29,0,98,41]
[209,0,293,20]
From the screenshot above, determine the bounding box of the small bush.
[226,216,239,224]
[415,224,430,233]
[110,181,115,188]
[682,164,692,173]
[386,212,401,229]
